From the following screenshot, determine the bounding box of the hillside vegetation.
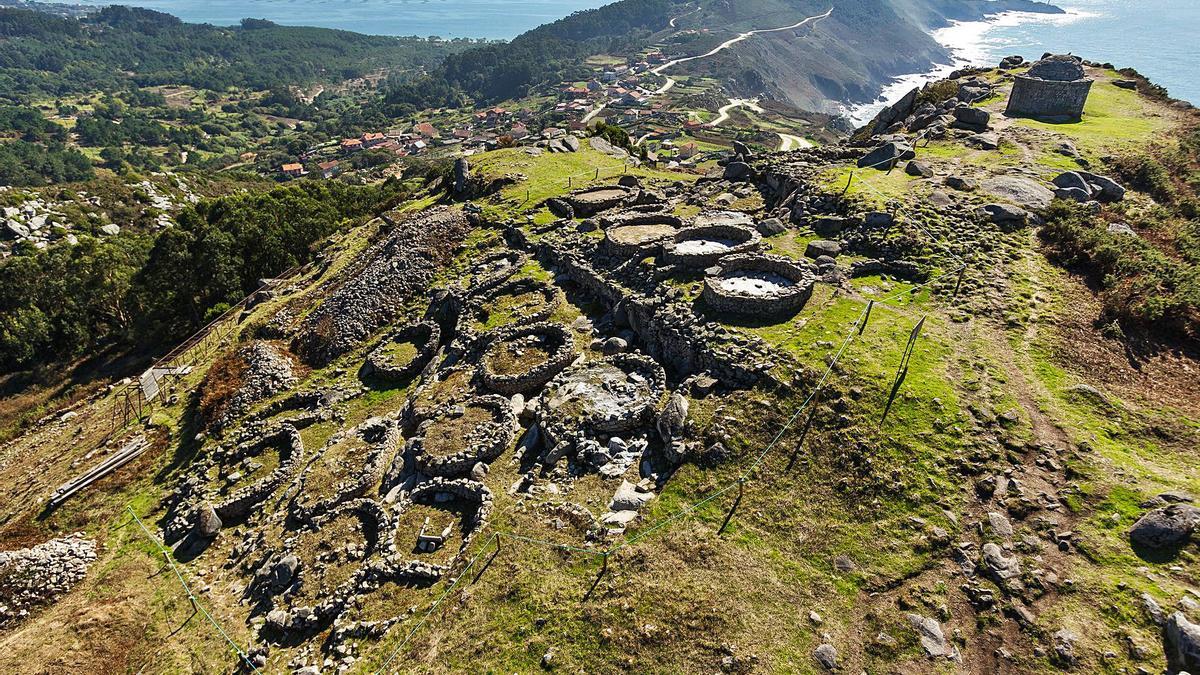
[1,56,1199,675]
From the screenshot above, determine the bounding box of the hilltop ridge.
[1,49,1199,675]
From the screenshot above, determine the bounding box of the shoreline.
[843,7,1094,125]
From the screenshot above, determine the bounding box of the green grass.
[1015,79,1174,154]
[471,146,696,220]
[822,165,921,207]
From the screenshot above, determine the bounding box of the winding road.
[650,8,833,95]
[706,98,764,127]
[777,133,814,151]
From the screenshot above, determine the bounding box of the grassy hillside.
[1,62,1199,675]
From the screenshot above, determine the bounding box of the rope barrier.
[126,506,261,674]
[373,532,501,674]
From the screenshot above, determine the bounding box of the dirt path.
[777,133,813,151]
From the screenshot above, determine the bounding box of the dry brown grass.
[196,351,248,427]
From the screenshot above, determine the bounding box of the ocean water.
[68,0,610,40]
[849,0,1199,123]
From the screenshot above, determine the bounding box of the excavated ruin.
[564,185,639,216]
[663,222,762,268]
[478,322,576,395]
[261,499,390,636]
[289,418,400,523]
[601,211,684,258]
[411,396,517,477]
[210,424,306,524]
[363,321,441,382]
[703,254,817,318]
[291,208,471,366]
[462,277,561,335]
[536,353,667,456]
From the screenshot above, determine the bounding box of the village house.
[341,138,363,152]
[281,162,306,178]
[560,85,590,99]
[361,132,386,148]
[317,160,340,179]
[509,122,530,140]
[414,122,440,139]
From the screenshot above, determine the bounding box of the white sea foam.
[843,7,1097,125]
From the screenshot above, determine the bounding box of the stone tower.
[1005,54,1093,122]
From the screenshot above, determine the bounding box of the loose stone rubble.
[292,208,471,366]
[211,341,299,432]
[0,534,97,629]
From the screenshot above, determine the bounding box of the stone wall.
[544,245,774,387]
[289,418,400,524]
[214,424,306,521]
[364,321,441,382]
[702,254,816,319]
[292,208,471,366]
[1006,76,1092,121]
[477,322,577,395]
[412,396,517,477]
[663,223,762,269]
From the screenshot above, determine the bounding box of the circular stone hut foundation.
[602,213,683,258]
[537,353,667,448]
[702,254,816,318]
[465,250,527,297]
[289,418,400,523]
[566,185,639,217]
[466,277,560,333]
[411,395,517,476]
[264,498,390,635]
[209,424,305,522]
[364,321,440,382]
[664,223,762,268]
[478,322,576,395]
[382,477,494,582]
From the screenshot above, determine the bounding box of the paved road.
[707,98,765,127]
[650,8,833,94]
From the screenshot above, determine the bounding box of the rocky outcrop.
[1165,612,1200,674]
[1129,504,1200,551]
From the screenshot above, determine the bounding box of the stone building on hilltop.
[1005,54,1093,122]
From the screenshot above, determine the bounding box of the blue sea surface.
[68,0,611,40]
[976,0,1199,104]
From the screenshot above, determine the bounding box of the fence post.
[953,266,966,297]
[582,552,609,603]
[841,171,854,197]
[717,479,746,535]
[471,533,502,585]
[882,316,926,424]
[859,300,874,335]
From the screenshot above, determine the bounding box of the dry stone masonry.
[702,254,817,318]
[1006,54,1093,122]
[292,208,471,366]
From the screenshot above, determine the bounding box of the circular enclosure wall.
[411,396,517,476]
[702,254,816,318]
[664,223,762,268]
[478,322,576,395]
